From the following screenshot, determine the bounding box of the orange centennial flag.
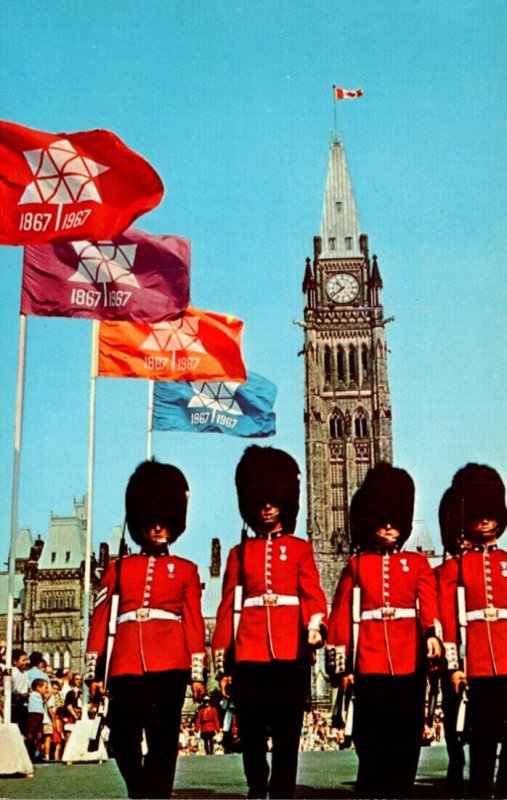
[97,306,247,382]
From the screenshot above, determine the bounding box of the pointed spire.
[371,254,383,288]
[319,140,362,259]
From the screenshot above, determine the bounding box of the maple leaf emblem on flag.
[188,381,243,415]
[140,318,206,353]
[69,241,139,287]
[18,139,109,205]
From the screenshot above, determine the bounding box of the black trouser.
[468,676,507,799]
[353,672,426,799]
[108,670,188,799]
[441,672,465,797]
[233,659,310,799]
[201,731,215,755]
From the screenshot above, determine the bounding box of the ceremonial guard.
[212,446,327,799]
[85,461,207,799]
[326,462,442,799]
[438,463,507,799]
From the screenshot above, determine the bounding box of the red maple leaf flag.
[334,86,364,100]
[22,228,190,322]
[97,307,247,382]
[0,121,164,246]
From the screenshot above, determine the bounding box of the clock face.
[326,273,360,304]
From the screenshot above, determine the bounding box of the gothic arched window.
[324,345,332,385]
[361,344,370,380]
[354,409,369,438]
[329,408,344,439]
[349,346,357,383]
[337,346,345,383]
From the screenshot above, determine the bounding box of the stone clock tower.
[302,139,393,601]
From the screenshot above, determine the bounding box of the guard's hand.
[426,636,442,670]
[342,673,354,692]
[451,670,467,695]
[191,681,207,703]
[220,675,232,698]
[308,628,323,648]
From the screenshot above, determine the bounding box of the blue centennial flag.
[152,371,276,437]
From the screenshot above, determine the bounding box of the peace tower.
[302,139,393,600]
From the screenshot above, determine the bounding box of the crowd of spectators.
[0,644,445,760]
[0,646,87,762]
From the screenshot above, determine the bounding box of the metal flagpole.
[147,380,154,460]
[82,319,99,718]
[4,314,27,725]
[332,85,338,141]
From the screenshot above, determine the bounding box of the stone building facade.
[302,139,393,601]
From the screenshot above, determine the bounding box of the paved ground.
[0,745,452,799]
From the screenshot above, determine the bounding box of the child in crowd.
[47,679,64,761]
[26,678,49,760]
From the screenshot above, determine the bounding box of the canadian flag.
[0,120,164,245]
[334,87,364,100]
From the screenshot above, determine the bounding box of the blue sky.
[0,0,505,573]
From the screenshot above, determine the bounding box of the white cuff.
[191,652,206,683]
[444,641,460,671]
[308,613,325,632]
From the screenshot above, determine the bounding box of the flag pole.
[147,380,154,460]
[3,314,28,725]
[82,320,99,718]
[332,85,338,141]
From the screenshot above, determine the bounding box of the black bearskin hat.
[351,461,415,550]
[440,463,506,544]
[438,486,463,555]
[235,446,300,533]
[125,460,189,545]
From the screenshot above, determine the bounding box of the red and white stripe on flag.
[334,87,364,100]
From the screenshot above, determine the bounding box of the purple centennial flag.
[21,227,190,322]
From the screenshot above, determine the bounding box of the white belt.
[243,594,300,608]
[117,608,182,624]
[361,607,417,621]
[466,608,507,622]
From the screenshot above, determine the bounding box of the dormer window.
[336,201,342,212]
[345,236,353,250]
[51,552,56,563]
[65,551,71,563]
[328,237,336,250]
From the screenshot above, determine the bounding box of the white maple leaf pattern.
[19,139,109,205]
[69,241,139,287]
[140,318,206,353]
[188,381,243,415]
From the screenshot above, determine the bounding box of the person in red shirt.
[438,463,507,799]
[194,695,221,754]
[326,462,442,799]
[212,446,327,799]
[84,461,207,799]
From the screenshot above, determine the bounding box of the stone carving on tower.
[302,139,393,600]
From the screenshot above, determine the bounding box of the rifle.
[88,523,126,751]
[341,582,361,748]
[426,668,440,728]
[455,583,469,743]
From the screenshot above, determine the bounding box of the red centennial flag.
[97,307,247,382]
[22,228,190,322]
[334,86,364,100]
[0,120,164,246]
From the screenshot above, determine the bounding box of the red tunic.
[438,545,507,677]
[195,705,221,734]
[212,533,327,668]
[327,551,441,676]
[86,552,206,678]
